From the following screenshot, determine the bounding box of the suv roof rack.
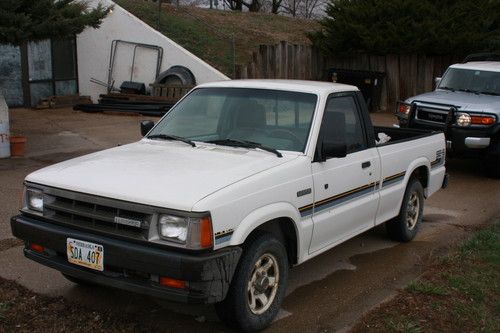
[463,52,500,63]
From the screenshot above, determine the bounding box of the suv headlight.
[456,113,471,127]
[23,187,44,213]
[158,214,213,249]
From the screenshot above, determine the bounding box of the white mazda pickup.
[11,80,448,331]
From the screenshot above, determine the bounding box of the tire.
[61,273,94,286]
[215,233,288,332]
[155,65,196,86]
[386,178,424,242]
[485,155,500,179]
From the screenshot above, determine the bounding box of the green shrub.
[310,0,500,56]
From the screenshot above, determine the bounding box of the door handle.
[361,161,371,169]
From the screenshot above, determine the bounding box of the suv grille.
[416,107,448,124]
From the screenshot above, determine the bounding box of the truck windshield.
[438,68,500,95]
[148,88,318,152]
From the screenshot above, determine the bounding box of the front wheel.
[386,178,424,242]
[215,233,288,332]
[485,155,500,179]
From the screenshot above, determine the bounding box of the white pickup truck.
[11,80,447,331]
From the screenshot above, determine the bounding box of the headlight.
[456,113,471,127]
[158,215,188,242]
[158,214,213,249]
[25,188,44,212]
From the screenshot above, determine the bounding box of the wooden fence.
[235,42,462,111]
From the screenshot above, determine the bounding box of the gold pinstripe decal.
[298,181,378,213]
[383,171,406,182]
[299,170,410,215]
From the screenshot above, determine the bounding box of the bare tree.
[224,0,263,12]
[281,0,326,18]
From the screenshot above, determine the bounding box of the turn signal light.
[199,217,213,249]
[398,104,411,115]
[30,243,45,253]
[159,277,186,289]
[471,116,495,125]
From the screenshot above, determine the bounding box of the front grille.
[416,107,448,124]
[41,191,152,240]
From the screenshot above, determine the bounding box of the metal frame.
[107,40,164,93]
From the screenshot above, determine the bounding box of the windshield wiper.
[205,139,282,158]
[439,86,455,92]
[478,91,500,96]
[456,88,479,95]
[147,134,196,147]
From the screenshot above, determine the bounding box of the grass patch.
[0,302,9,322]
[351,220,500,332]
[386,318,421,333]
[113,1,319,76]
[407,281,447,296]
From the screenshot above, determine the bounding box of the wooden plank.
[283,42,289,79]
[410,54,418,97]
[399,54,411,101]
[416,55,426,94]
[287,44,294,79]
[385,54,400,111]
[424,56,434,92]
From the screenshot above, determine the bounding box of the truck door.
[309,92,380,254]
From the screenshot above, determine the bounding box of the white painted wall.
[77,0,229,102]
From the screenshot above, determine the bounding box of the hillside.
[114,0,319,77]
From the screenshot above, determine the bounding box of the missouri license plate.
[67,238,104,271]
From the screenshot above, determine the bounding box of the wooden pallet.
[35,95,92,109]
[150,84,194,100]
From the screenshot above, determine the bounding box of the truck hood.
[26,140,297,211]
[407,90,500,114]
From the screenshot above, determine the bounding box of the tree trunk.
[248,0,261,12]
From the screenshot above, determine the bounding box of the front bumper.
[398,116,500,156]
[11,214,242,304]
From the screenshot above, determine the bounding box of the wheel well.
[410,165,429,189]
[244,218,298,266]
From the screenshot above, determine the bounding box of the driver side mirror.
[316,141,347,162]
[434,77,442,88]
[140,120,155,136]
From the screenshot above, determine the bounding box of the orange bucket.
[10,136,27,157]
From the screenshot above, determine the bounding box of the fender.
[394,157,431,211]
[229,201,303,256]
[404,157,431,194]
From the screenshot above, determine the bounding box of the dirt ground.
[0,107,499,332]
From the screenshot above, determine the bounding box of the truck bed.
[374,126,441,146]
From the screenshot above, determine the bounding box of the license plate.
[67,238,104,271]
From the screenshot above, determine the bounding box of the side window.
[322,95,366,154]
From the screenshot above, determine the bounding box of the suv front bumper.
[11,214,241,304]
[398,117,500,157]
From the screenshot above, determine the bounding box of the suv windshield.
[438,68,500,95]
[148,88,318,152]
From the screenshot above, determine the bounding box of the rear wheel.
[215,233,288,332]
[386,178,424,242]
